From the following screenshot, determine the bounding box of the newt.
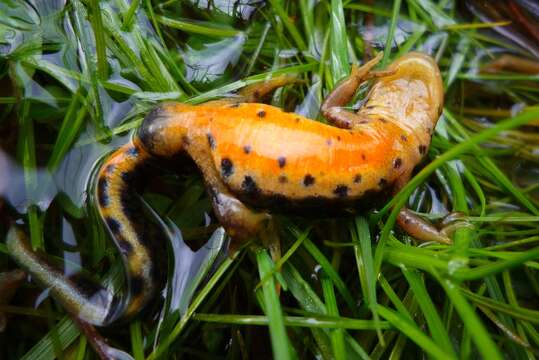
[7,52,445,329]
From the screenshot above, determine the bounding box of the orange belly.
[167,102,423,204]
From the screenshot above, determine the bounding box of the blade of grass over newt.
[255,226,311,290]
[374,106,539,274]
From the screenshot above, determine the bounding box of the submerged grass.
[1,0,539,359]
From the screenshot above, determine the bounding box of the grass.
[1,0,539,359]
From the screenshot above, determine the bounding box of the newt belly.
[7,52,444,329]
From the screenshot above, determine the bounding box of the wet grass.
[1,0,539,359]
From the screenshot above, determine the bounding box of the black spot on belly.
[326,139,332,146]
[393,158,402,169]
[97,178,110,207]
[221,158,234,178]
[401,134,408,142]
[257,110,266,118]
[361,154,366,161]
[378,178,387,187]
[333,185,349,198]
[105,217,121,235]
[279,175,288,183]
[130,276,145,295]
[278,156,286,168]
[303,174,315,187]
[354,174,362,183]
[243,145,251,154]
[418,144,427,155]
[242,176,259,194]
[207,133,216,149]
[337,136,341,141]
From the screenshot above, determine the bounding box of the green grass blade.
[130,320,144,360]
[435,273,503,360]
[381,0,401,66]
[20,317,80,360]
[321,272,346,360]
[376,305,450,360]
[256,249,292,360]
[330,0,350,82]
[351,217,382,343]
[155,15,240,37]
[401,267,456,357]
[302,236,358,315]
[193,313,391,330]
[268,0,307,51]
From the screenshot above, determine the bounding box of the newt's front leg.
[185,134,270,242]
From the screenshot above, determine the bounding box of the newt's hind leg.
[204,75,300,107]
[185,136,270,243]
[393,175,468,244]
[321,52,394,129]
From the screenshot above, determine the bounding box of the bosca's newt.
[7,52,445,327]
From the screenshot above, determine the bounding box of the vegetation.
[1,0,538,359]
